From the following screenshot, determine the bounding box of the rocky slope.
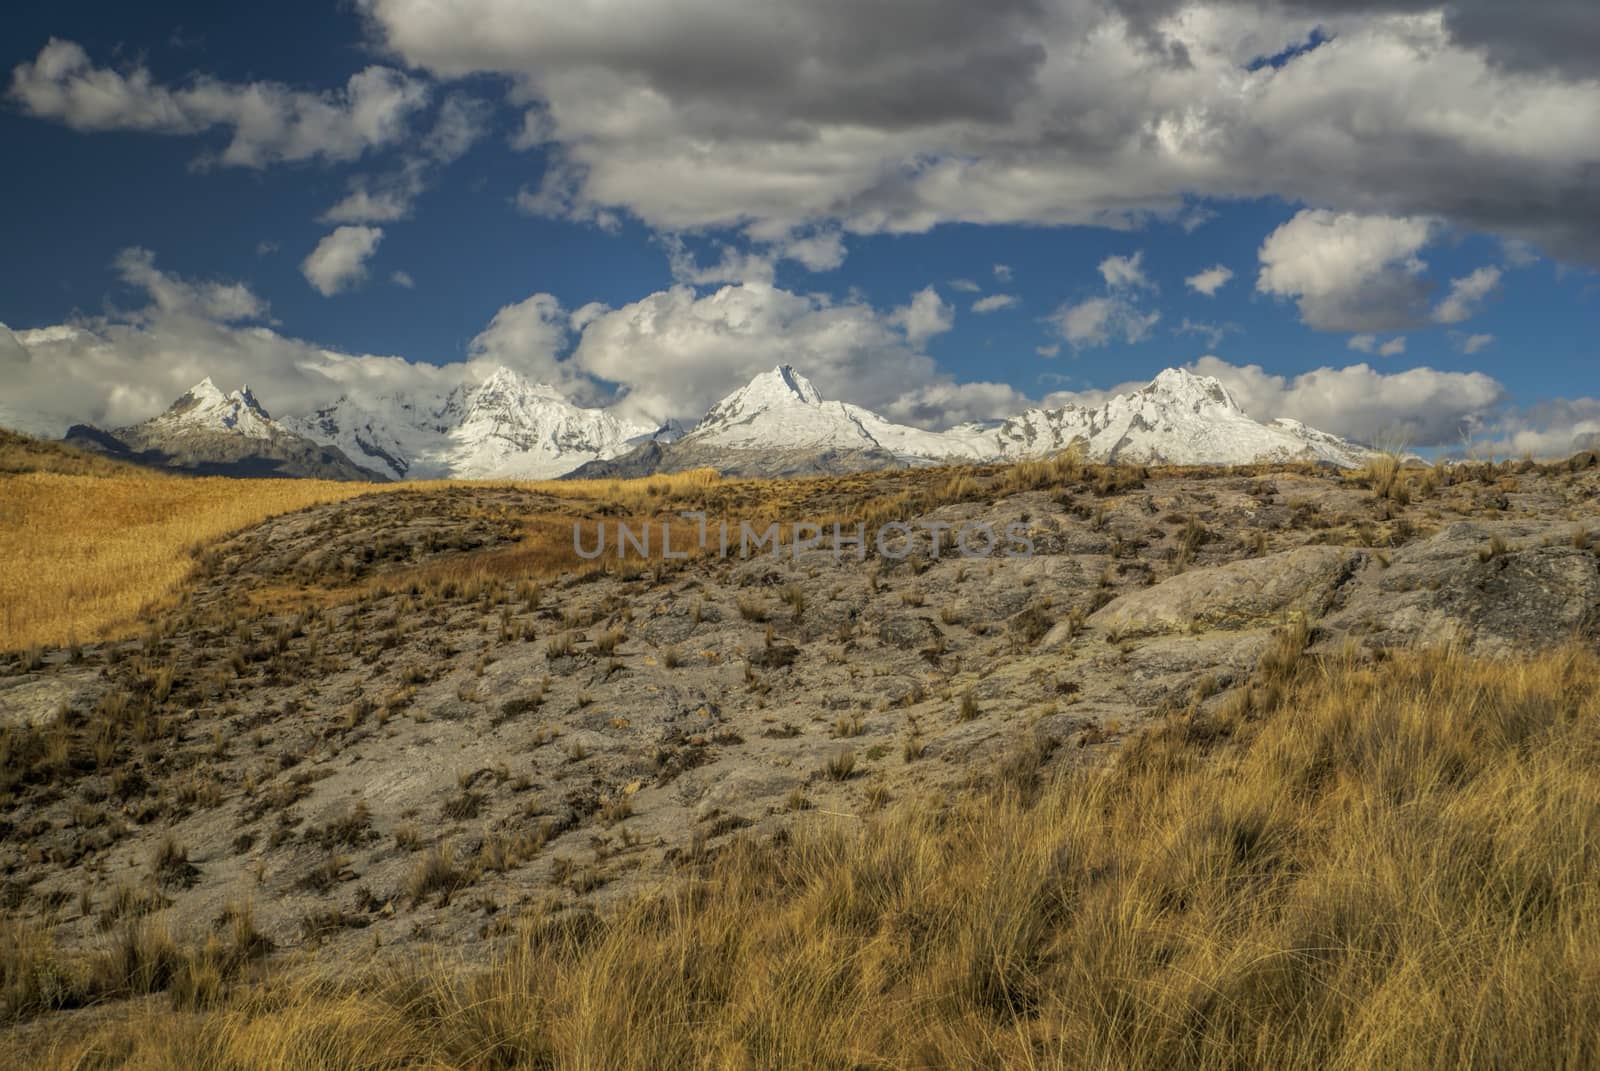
[64,379,384,481]
[1,453,1596,976]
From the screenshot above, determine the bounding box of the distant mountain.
[64,378,385,481]
[45,364,1370,483]
[283,367,659,481]
[567,365,1370,478]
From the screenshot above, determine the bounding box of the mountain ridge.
[50,364,1373,482]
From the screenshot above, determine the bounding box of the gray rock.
[1069,546,1364,642]
[1327,522,1600,655]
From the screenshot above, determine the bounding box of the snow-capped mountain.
[284,367,658,481]
[971,368,1369,467]
[64,378,383,481]
[48,363,1370,483]
[568,365,1369,478]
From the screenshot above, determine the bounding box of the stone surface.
[1066,546,1364,642]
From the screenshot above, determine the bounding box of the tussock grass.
[10,644,1600,1067]
[0,470,390,650]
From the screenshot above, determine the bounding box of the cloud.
[1185,264,1233,296]
[359,1,1600,263]
[1035,343,1062,358]
[948,278,981,293]
[993,264,1014,283]
[112,247,268,322]
[890,286,955,346]
[1347,333,1377,353]
[1473,397,1600,459]
[1051,296,1160,350]
[570,283,963,425]
[319,93,492,223]
[1099,251,1153,290]
[972,294,1020,314]
[466,293,583,393]
[1188,355,1505,446]
[391,270,414,288]
[1257,210,1438,331]
[1377,337,1407,357]
[10,39,427,167]
[301,226,384,296]
[1433,266,1503,324]
[1174,318,1238,348]
[1457,332,1495,355]
[321,178,419,224]
[0,257,458,434]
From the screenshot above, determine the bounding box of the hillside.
[0,449,1598,1067]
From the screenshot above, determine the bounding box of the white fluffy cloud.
[1433,266,1503,324]
[890,286,955,347]
[972,294,1020,314]
[1185,264,1233,296]
[1051,296,1161,350]
[0,253,457,433]
[1188,355,1504,446]
[1099,251,1153,290]
[1474,398,1600,459]
[1257,210,1438,331]
[301,226,385,296]
[1458,332,1495,354]
[567,283,958,425]
[355,1,1600,263]
[1350,333,1407,357]
[9,39,428,167]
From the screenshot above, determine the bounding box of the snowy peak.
[1137,367,1240,412]
[696,365,824,432]
[285,365,656,481]
[154,378,277,440]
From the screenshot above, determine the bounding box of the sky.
[0,0,1596,455]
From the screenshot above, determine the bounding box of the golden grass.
[10,642,1600,1068]
[0,471,395,650]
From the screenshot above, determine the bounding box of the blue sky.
[1,1,1596,453]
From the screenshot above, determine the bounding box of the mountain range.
[53,364,1371,482]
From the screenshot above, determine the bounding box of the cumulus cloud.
[1174,318,1238,348]
[993,264,1014,282]
[1100,251,1153,290]
[972,294,1020,314]
[890,286,955,346]
[1457,332,1495,354]
[357,1,1600,262]
[1433,265,1503,324]
[112,247,268,322]
[301,226,384,296]
[0,255,457,434]
[948,278,981,293]
[1188,355,1505,446]
[1257,210,1438,331]
[391,270,415,288]
[464,292,588,394]
[319,93,492,223]
[1474,397,1600,459]
[1051,296,1161,350]
[568,283,968,426]
[10,38,427,167]
[1185,264,1233,296]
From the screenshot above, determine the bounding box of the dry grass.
[0,470,391,650]
[10,643,1600,1067]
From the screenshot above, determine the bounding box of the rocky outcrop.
[1053,546,1365,644]
[1325,522,1600,656]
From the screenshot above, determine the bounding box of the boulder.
[1061,546,1364,643]
[1326,522,1600,656]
